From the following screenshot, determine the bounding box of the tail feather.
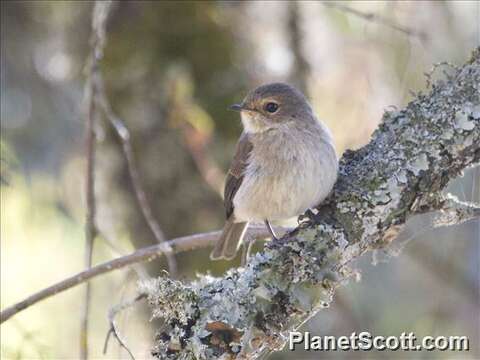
[210,219,248,260]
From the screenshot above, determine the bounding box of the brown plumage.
[210,133,252,260]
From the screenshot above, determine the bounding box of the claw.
[264,220,279,241]
[298,209,315,224]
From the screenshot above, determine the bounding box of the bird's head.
[230,82,314,133]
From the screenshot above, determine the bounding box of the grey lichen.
[139,277,199,326]
[140,48,480,359]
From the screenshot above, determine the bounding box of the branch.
[432,193,480,227]
[94,74,179,277]
[0,225,287,324]
[139,49,480,359]
[323,2,427,41]
[287,1,309,94]
[103,293,146,360]
[180,123,225,198]
[164,73,225,198]
[80,2,113,358]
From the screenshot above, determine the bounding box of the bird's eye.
[264,102,279,113]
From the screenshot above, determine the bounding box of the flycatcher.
[210,83,338,260]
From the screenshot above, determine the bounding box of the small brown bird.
[210,83,338,260]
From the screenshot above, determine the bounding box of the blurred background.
[1,1,479,359]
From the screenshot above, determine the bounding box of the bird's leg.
[240,242,248,267]
[241,234,255,267]
[264,219,279,241]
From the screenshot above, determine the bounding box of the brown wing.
[224,132,252,219]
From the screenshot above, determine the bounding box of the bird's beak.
[229,103,244,112]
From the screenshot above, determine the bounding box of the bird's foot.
[298,209,316,224]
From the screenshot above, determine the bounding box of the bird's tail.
[210,218,248,260]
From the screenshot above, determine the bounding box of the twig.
[80,62,96,360]
[0,225,289,324]
[94,76,178,277]
[180,123,225,197]
[165,74,225,197]
[103,293,146,359]
[411,192,480,226]
[80,2,114,358]
[432,193,480,227]
[287,1,309,93]
[323,2,427,41]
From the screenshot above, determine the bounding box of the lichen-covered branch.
[140,49,480,359]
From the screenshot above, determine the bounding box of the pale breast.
[233,122,337,222]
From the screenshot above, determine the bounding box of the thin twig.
[411,192,480,226]
[288,1,309,93]
[165,76,225,197]
[323,2,427,41]
[80,2,114,358]
[0,225,289,324]
[80,68,96,360]
[433,193,480,227]
[103,293,146,359]
[180,123,225,197]
[94,76,178,277]
[80,58,97,360]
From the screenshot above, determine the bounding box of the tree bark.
[140,49,480,359]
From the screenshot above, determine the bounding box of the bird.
[210,82,338,260]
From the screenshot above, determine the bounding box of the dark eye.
[264,102,279,113]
